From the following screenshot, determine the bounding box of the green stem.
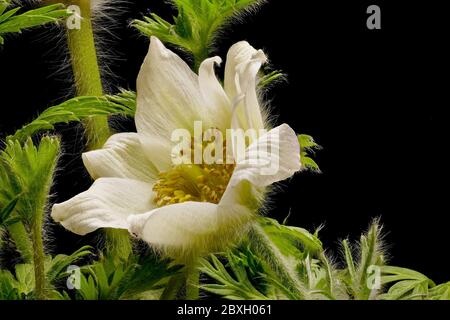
[66,0,109,149]
[31,210,47,300]
[249,222,305,299]
[65,1,131,260]
[160,272,186,300]
[185,262,200,300]
[160,260,200,300]
[104,229,132,263]
[7,222,33,263]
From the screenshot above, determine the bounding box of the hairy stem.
[160,272,186,300]
[249,222,305,299]
[7,222,33,263]
[185,262,200,300]
[66,0,109,149]
[104,229,132,263]
[160,259,199,300]
[31,210,47,300]
[65,1,131,260]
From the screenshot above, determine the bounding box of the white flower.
[51,37,301,257]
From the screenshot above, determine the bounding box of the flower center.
[153,163,235,206]
[153,139,235,207]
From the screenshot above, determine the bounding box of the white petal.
[236,50,267,95]
[232,51,267,131]
[82,133,158,182]
[198,56,232,131]
[136,37,205,134]
[137,37,223,170]
[128,201,252,254]
[221,124,301,207]
[233,124,300,186]
[224,41,259,99]
[242,56,267,129]
[52,178,155,236]
[139,134,173,173]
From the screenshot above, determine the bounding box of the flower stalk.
[249,222,305,299]
[7,222,33,263]
[185,261,200,300]
[160,259,200,300]
[31,207,47,300]
[64,0,131,261]
[65,0,109,149]
[160,272,186,300]
[104,229,132,262]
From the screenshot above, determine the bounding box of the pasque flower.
[51,37,301,257]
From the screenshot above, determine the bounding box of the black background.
[0,0,448,283]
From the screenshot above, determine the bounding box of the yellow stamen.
[153,140,235,206]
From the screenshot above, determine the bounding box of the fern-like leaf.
[298,134,321,172]
[134,0,265,67]
[0,2,71,45]
[8,90,137,142]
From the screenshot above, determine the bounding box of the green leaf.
[0,136,60,269]
[259,70,285,88]
[339,220,386,300]
[257,217,323,258]
[297,255,331,299]
[0,7,19,24]
[14,264,35,295]
[133,0,265,67]
[0,269,20,300]
[380,266,433,285]
[0,263,35,299]
[46,246,93,283]
[0,3,71,45]
[378,266,436,300]
[380,280,428,300]
[0,1,12,16]
[249,220,339,299]
[117,254,183,299]
[8,90,137,142]
[342,239,356,286]
[428,282,450,300]
[0,195,20,226]
[199,252,270,300]
[75,253,180,300]
[0,136,60,224]
[298,134,321,172]
[200,228,333,301]
[0,249,89,300]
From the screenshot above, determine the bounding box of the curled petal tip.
[211,56,223,65]
[253,49,268,63]
[149,36,169,57]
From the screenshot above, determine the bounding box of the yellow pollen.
[153,140,235,207]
